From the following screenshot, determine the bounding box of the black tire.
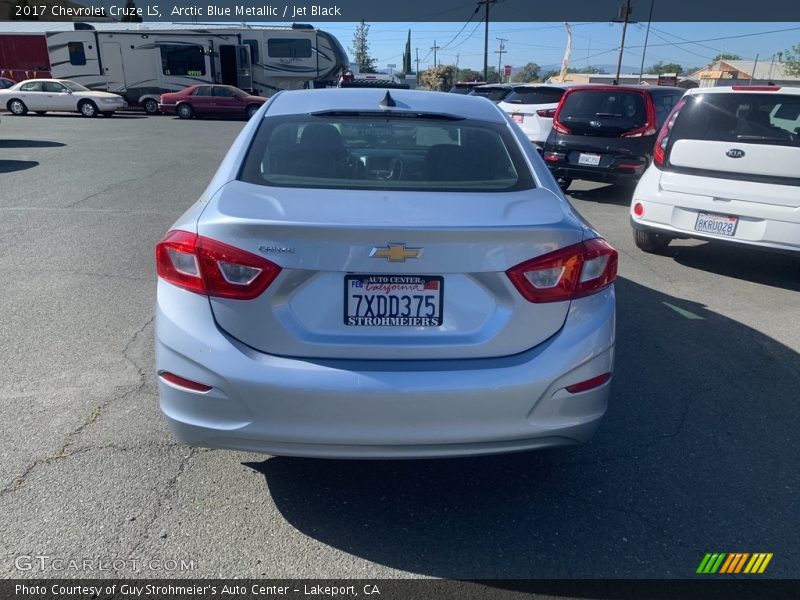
[633,228,672,253]
[177,103,194,119]
[7,99,28,115]
[557,176,572,192]
[35,111,47,115]
[142,98,159,115]
[101,111,114,117]
[246,104,260,119]
[79,100,98,118]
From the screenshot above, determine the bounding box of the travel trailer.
[0,22,349,113]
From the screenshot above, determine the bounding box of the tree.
[455,68,482,82]
[350,20,377,73]
[510,62,541,83]
[648,61,684,75]
[420,65,455,91]
[402,30,412,75]
[785,43,800,77]
[713,53,741,62]
[120,0,143,23]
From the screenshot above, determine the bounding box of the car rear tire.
[557,176,572,192]
[633,228,672,253]
[246,104,260,119]
[8,99,27,115]
[177,103,194,119]
[143,98,159,115]
[79,100,98,118]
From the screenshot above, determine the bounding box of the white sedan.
[0,79,126,117]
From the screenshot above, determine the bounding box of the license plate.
[512,114,524,123]
[344,275,443,327]
[578,153,602,166]
[694,212,738,237]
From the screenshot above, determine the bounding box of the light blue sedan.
[154,88,617,459]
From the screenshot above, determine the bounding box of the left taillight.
[507,238,618,304]
[155,230,281,300]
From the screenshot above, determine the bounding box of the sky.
[316,22,800,73]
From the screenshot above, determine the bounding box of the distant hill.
[0,0,98,21]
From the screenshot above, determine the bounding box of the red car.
[158,85,266,120]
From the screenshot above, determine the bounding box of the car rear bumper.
[547,164,645,185]
[630,170,800,254]
[155,281,615,459]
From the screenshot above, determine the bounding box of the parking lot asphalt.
[1,113,798,581]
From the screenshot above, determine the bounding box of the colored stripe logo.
[697,553,773,574]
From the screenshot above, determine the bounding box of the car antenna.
[379,91,396,108]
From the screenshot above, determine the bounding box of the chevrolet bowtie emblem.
[370,244,422,262]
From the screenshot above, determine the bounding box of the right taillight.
[156,230,281,300]
[507,238,618,304]
[653,97,686,167]
[537,108,557,118]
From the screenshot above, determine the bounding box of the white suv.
[497,84,569,145]
[630,86,800,255]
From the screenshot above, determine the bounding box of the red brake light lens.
[156,230,281,300]
[732,86,780,91]
[537,108,557,118]
[507,238,618,303]
[653,97,686,167]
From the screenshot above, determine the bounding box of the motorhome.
[0,22,348,113]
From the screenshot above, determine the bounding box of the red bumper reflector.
[566,373,611,394]
[633,202,644,217]
[159,371,212,392]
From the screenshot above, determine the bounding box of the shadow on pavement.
[246,277,800,579]
[569,184,634,205]
[0,160,38,173]
[0,139,65,148]
[665,242,800,292]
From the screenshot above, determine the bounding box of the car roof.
[265,88,508,123]
[684,85,800,96]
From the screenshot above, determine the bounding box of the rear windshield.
[671,93,800,147]
[559,90,647,136]
[239,114,534,192]
[471,87,512,102]
[503,88,565,105]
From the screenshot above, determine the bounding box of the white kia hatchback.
[630,86,800,254]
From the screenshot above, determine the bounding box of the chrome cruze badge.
[370,244,422,262]
[726,149,746,159]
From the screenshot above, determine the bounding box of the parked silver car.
[155,88,618,459]
[0,79,125,117]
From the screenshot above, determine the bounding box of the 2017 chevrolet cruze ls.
[155,88,618,459]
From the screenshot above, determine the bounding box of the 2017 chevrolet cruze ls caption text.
[155,88,618,459]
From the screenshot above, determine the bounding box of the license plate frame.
[578,153,602,166]
[694,212,738,237]
[344,274,444,327]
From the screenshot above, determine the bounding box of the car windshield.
[239,114,533,192]
[503,87,565,105]
[471,87,512,102]
[558,90,647,135]
[671,93,800,147]
[61,81,89,92]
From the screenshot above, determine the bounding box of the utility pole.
[415,47,420,84]
[613,0,633,85]
[477,0,497,82]
[495,37,508,81]
[431,40,440,68]
[638,0,655,83]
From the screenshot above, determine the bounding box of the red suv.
[542,85,685,190]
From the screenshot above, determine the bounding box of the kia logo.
[726,149,746,159]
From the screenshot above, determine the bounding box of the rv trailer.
[0,22,349,112]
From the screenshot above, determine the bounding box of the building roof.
[686,60,800,82]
